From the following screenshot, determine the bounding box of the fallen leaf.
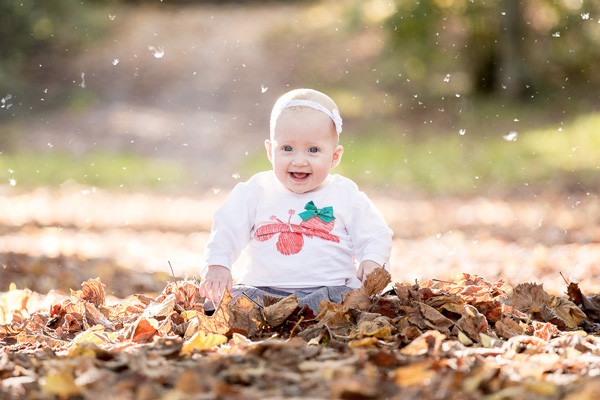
[40,370,82,397]
[347,336,380,349]
[363,267,392,296]
[142,294,176,318]
[354,314,393,339]
[330,377,380,399]
[194,289,232,335]
[342,289,371,311]
[262,294,299,327]
[400,330,446,356]
[229,295,261,337]
[415,302,454,334]
[453,304,489,343]
[495,317,525,339]
[181,331,227,355]
[0,288,33,324]
[550,296,587,329]
[130,316,160,343]
[511,283,565,328]
[394,360,436,386]
[533,321,560,341]
[567,281,600,322]
[70,278,106,307]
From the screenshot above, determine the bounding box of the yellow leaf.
[181,310,203,322]
[457,330,473,346]
[67,326,111,357]
[181,331,227,355]
[40,371,81,397]
[394,361,435,387]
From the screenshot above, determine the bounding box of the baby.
[199,88,393,312]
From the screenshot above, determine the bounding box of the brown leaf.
[362,267,391,296]
[354,314,393,339]
[342,289,371,311]
[156,280,205,311]
[453,304,489,343]
[495,317,525,339]
[81,301,114,330]
[229,296,261,337]
[511,283,564,326]
[567,281,600,322]
[425,294,464,316]
[550,296,587,329]
[400,330,446,356]
[194,289,232,335]
[262,294,300,327]
[415,302,454,334]
[74,278,106,307]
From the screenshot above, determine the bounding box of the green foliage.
[0,0,109,90]
[0,151,185,189]
[358,0,600,100]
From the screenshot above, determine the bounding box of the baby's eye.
[308,147,319,153]
[282,145,292,152]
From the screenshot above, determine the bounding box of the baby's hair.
[270,88,340,139]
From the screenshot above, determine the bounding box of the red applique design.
[255,209,339,255]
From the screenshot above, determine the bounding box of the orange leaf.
[194,289,232,335]
[70,278,106,307]
[130,317,160,343]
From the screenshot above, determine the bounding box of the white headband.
[280,99,343,135]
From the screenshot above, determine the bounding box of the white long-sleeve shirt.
[204,171,393,290]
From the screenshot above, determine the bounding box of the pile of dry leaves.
[2,270,600,399]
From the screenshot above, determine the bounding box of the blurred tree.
[0,0,108,93]
[377,0,600,101]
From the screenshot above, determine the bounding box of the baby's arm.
[346,186,393,282]
[202,180,254,302]
[199,265,232,302]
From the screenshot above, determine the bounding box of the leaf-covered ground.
[2,187,600,399]
[2,270,600,399]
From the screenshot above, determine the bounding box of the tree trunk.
[498,0,526,100]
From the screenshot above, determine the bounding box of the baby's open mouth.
[290,172,310,180]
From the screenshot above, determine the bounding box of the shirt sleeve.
[203,180,255,272]
[345,184,394,271]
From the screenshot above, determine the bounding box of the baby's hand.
[357,260,384,282]
[199,265,232,302]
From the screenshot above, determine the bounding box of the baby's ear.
[331,145,343,168]
[265,139,274,163]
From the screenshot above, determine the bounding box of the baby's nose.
[292,153,308,166]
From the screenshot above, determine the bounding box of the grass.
[2,113,597,194]
[0,151,185,189]
[241,112,600,194]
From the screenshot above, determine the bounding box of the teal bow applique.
[298,201,335,223]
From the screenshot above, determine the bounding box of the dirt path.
[2,187,599,298]
[18,3,309,186]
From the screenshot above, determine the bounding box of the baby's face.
[266,108,343,193]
